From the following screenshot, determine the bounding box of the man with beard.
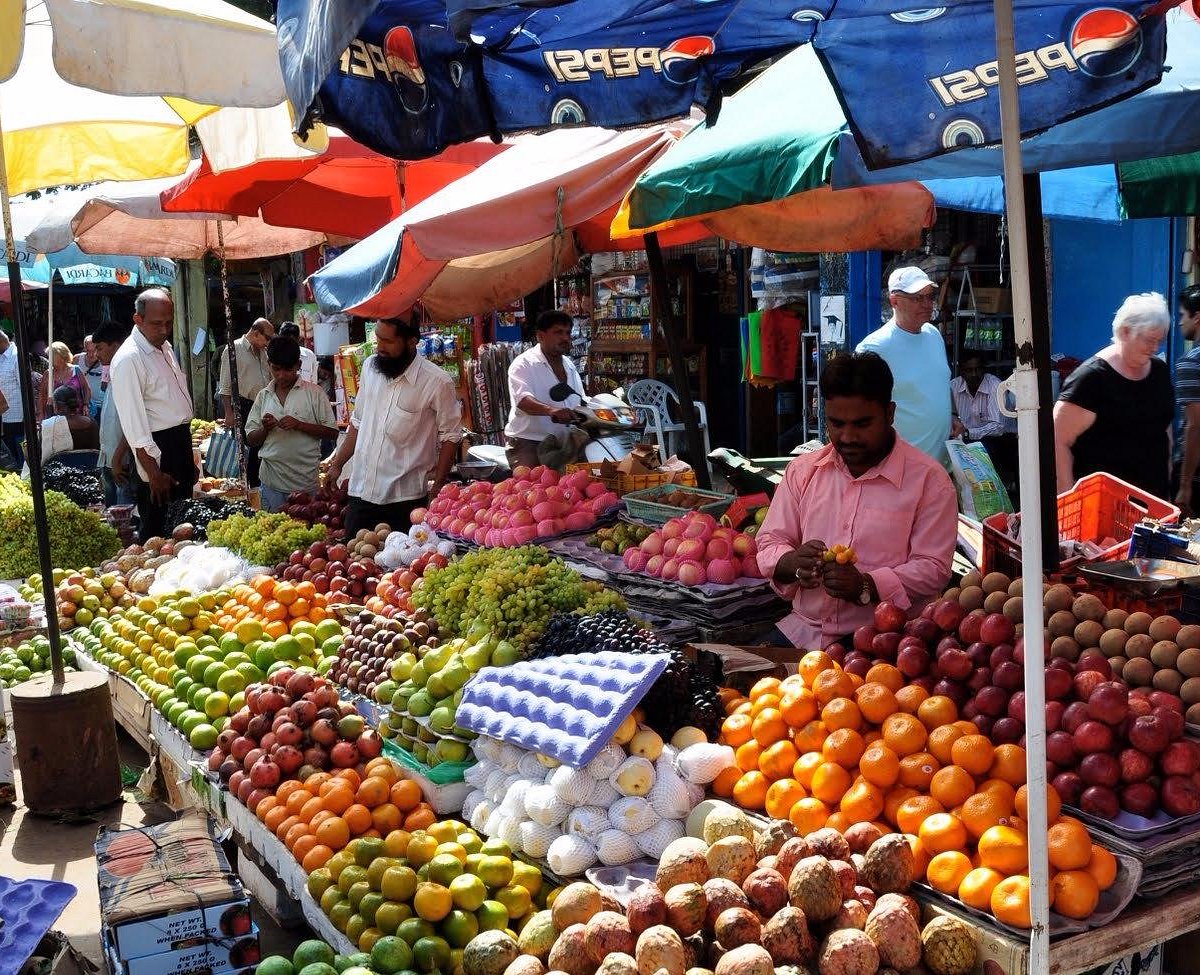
[324,317,461,536]
[756,352,957,650]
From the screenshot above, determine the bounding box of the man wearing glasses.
[856,267,953,466]
[504,310,586,471]
[219,317,275,486]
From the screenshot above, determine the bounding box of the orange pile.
[716,653,1118,927]
[215,574,332,639]
[254,756,435,874]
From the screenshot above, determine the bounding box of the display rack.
[949,264,1013,376]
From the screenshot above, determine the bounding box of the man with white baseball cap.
[855,266,953,465]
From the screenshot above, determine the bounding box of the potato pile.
[1041,582,1200,723]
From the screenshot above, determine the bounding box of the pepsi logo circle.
[1070,7,1142,77]
[660,36,715,84]
[941,118,985,149]
[384,26,430,114]
[550,99,586,125]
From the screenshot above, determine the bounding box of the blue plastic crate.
[1129,524,1193,560]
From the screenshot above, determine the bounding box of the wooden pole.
[645,233,711,488]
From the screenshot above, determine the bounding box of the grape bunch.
[163,495,254,541]
[529,610,723,739]
[42,462,103,508]
[206,511,326,567]
[0,474,119,578]
[412,545,625,650]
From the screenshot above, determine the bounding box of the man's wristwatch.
[857,573,873,605]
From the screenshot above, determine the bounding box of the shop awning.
[310,124,707,318]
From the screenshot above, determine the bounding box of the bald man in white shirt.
[109,288,197,540]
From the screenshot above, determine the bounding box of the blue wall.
[1048,217,1187,363]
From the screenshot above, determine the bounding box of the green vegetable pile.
[0,474,120,578]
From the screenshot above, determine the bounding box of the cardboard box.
[104,927,260,975]
[973,287,1012,314]
[96,812,252,961]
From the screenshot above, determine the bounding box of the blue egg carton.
[455,651,669,768]
[0,875,76,975]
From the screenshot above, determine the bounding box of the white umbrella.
[25,168,328,259]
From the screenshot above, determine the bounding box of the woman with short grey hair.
[1053,292,1174,498]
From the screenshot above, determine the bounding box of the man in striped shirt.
[1174,285,1200,515]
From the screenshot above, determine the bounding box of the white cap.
[888,266,936,294]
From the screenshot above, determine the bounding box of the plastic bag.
[946,439,1013,521]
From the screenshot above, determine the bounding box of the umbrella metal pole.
[646,232,711,488]
[0,107,64,681]
[994,0,1050,969]
[215,222,247,484]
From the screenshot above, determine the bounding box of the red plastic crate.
[982,473,1179,577]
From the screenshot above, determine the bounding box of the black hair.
[279,322,300,339]
[819,351,894,407]
[1182,285,1200,317]
[92,319,130,346]
[53,384,79,411]
[266,336,301,369]
[378,317,420,340]
[535,310,573,332]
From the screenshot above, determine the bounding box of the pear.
[629,727,664,761]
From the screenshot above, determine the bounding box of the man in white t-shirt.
[856,267,952,465]
[504,310,586,470]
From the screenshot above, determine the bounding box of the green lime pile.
[0,634,77,686]
[586,521,652,555]
[412,546,624,651]
[206,511,327,567]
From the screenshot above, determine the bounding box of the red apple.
[1077,650,1113,678]
[936,636,963,654]
[874,602,906,633]
[991,717,1024,744]
[1161,740,1200,776]
[1073,670,1105,701]
[1129,715,1171,755]
[1119,748,1155,783]
[1080,785,1120,819]
[1073,720,1115,755]
[1062,701,1091,734]
[979,613,1016,646]
[1149,690,1185,714]
[1044,667,1073,701]
[1120,782,1160,818]
[871,632,902,661]
[989,644,1015,668]
[1079,751,1121,787]
[1087,682,1130,726]
[904,618,940,644]
[1154,706,1186,741]
[1161,775,1200,817]
[972,714,994,736]
[896,645,930,678]
[936,647,973,681]
[1046,730,1077,766]
[958,610,986,646]
[1053,771,1085,805]
[967,666,993,692]
[931,598,966,633]
[853,625,878,652]
[974,686,1009,718]
[1045,700,1065,732]
[1008,691,1026,722]
[993,660,1024,691]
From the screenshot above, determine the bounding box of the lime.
[476,856,513,890]
[189,723,219,750]
[448,874,486,912]
[440,909,479,949]
[412,937,450,974]
[255,957,295,975]
[375,901,411,935]
[381,865,418,903]
[371,936,414,975]
[298,964,338,975]
[293,941,336,970]
[475,901,509,932]
[427,853,464,887]
[396,918,435,947]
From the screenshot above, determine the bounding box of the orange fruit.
[274,581,298,605]
[750,676,783,700]
[323,785,356,816]
[821,698,862,732]
[789,797,829,833]
[918,812,969,854]
[950,734,995,777]
[404,807,436,831]
[958,866,1005,910]
[825,811,853,833]
[335,768,363,791]
[285,789,311,816]
[390,779,423,811]
[292,833,319,864]
[822,728,866,768]
[344,803,373,835]
[759,740,800,781]
[299,796,326,823]
[917,695,958,730]
[792,720,829,754]
[894,684,929,714]
[864,663,904,693]
[961,791,1013,839]
[856,683,898,724]
[977,824,1029,874]
[383,829,412,859]
[930,765,976,809]
[750,693,782,717]
[1048,820,1093,871]
[736,740,764,773]
[371,803,403,835]
[722,713,752,746]
[882,712,927,756]
[859,741,901,788]
[883,786,920,826]
[991,875,1032,928]
[793,751,823,788]
[732,770,770,810]
[926,851,973,894]
[907,834,932,877]
[895,795,944,835]
[264,805,290,835]
[712,766,741,798]
[310,810,336,830]
[839,778,884,823]
[927,725,966,766]
[305,773,332,793]
[356,777,391,808]
[979,778,1018,804]
[1086,845,1118,891]
[798,650,834,685]
[256,796,279,822]
[765,778,807,819]
[897,751,940,790]
[811,668,854,706]
[780,688,818,728]
[751,708,788,746]
[1052,870,1100,920]
[284,822,311,851]
[316,816,351,850]
[1016,783,1062,824]
[810,762,853,805]
[301,844,334,873]
[990,743,1027,786]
